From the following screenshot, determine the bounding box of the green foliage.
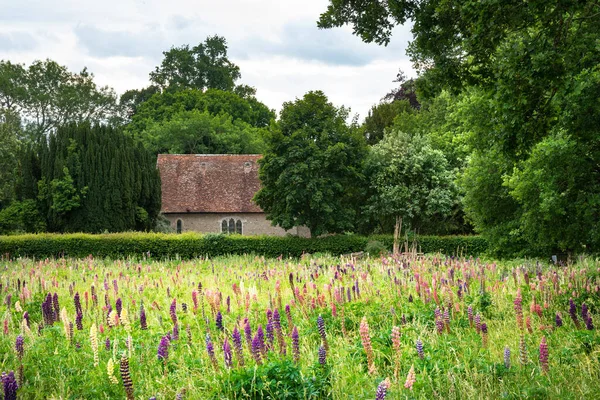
[139,110,266,155]
[364,130,456,233]
[15,123,161,233]
[0,199,45,234]
[127,88,274,137]
[364,240,386,257]
[219,359,330,399]
[362,100,413,145]
[254,91,367,237]
[0,59,123,140]
[0,109,21,208]
[0,232,488,259]
[150,36,241,92]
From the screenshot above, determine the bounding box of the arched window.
[176,219,182,234]
[236,219,242,235]
[221,220,228,234]
[228,218,235,234]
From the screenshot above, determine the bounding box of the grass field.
[1,254,599,399]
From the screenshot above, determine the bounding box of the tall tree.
[254,91,366,237]
[0,109,21,208]
[0,59,123,140]
[150,36,242,92]
[17,123,161,233]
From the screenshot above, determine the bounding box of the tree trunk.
[393,216,402,256]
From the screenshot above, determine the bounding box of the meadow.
[1,253,599,399]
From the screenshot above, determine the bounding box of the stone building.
[157,154,309,236]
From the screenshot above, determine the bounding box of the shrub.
[0,232,487,259]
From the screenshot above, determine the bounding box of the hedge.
[0,232,488,260]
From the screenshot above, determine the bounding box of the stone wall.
[164,213,310,237]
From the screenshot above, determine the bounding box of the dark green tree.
[254,91,367,237]
[17,123,161,233]
[362,100,413,145]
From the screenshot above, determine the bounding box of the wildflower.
[391,326,401,378]
[256,325,266,357]
[105,338,111,351]
[120,308,131,333]
[317,315,328,351]
[292,326,300,364]
[443,308,451,333]
[285,304,293,332]
[585,315,594,330]
[223,338,233,368]
[251,333,263,365]
[157,335,170,361]
[140,305,147,330]
[555,313,562,327]
[115,297,122,317]
[318,345,327,365]
[569,299,580,328]
[206,334,219,371]
[404,365,416,390]
[504,346,511,369]
[375,378,390,400]
[475,313,481,334]
[266,320,275,351]
[539,337,549,373]
[360,317,376,374]
[519,335,528,365]
[192,290,198,313]
[76,311,83,330]
[120,354,134,400]
[481,323,488,347]
[172,322,179,341]
[15,335,24,360]
[525,315,533,334]
[90,324,99,367]
[416,338,424,359]
[186,324,192,344]
[514,290,523,330]
[170,299,177,324]
[244,321,252,350]
[107,358,119,384]
[232,326,245,367]
[216,311,223,331]
[2,371,18,400]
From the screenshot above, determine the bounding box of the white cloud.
[0,0,416,120]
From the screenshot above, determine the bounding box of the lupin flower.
[391,326,401,378]
[90,324,99,367]
[443,308,451,332]
[115,297,122,317]
[292,326,300,364]
[2,371,18,400]
[172,322,179,341]
[514,290,523,330]
[157,335,170,361]
[285,304,293,331]
[416,338,424,359]
[232,327,245,367]
[519,335,528,365]
[205,334,219,371]
[360,317,376,374]
[539,336,549,373]
[481,323,488,347]
[107,357,119,384]
[504,346,511,369]
[76,311,83,330]
[256,325,266,357]
[475,313,481,334]
[251,333,263,365]
[170,299,177,324]
[569,299,580,328]
[317,315,328,351]
[186,324,192,344]
[216,311,223,331]
[273,309,286,355]
[105,338,111,351]
[266,320,275,350]
[375,378,390,400]
[585,315,594,330]
[120,354,134,400]
[404,365,416,390]
[318,345,327,365]
[525,315,533,334]
[244,321,252,350]
[15,335,24,360]
[192,290,198,313]
[120,308,131,333]
[555,312,562,327]
[223,338,233,368]
[467,305,474,327]
[140,305,147,330]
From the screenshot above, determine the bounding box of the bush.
[365,240,387,257]
[0,232,487,259]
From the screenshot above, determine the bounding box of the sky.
[0,0,415,120]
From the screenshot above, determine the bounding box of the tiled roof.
[157,154,263,213]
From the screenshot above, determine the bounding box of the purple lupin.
[157,335,170,361]
[292,326,300,363]
[2,371,18,400]
[232,326,245,367]
[318,345,327,365]
[416,338,424,359]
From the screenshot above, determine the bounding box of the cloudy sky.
[0,0,415,120]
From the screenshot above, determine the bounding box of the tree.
[364,130,455,235]
[150,36,241,92]
[254,91,367,237]
[383,70,420,109]
[0,109,21,208]
[140,110,266,155]
[120,85,161,120]
[0,59,123,140]
[18,123,161,233]
[127,89,275,137]
[362,100,413,145]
